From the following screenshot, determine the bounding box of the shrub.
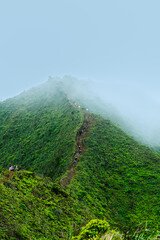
[74,219,110,239]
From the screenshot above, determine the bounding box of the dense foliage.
[0,169,90,240]
[69,117,160,238]
[0,80,84,179]
[72,219,110,240]
[0,78,160,239]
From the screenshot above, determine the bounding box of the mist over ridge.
[0,0,159,147]
[1,75,160,146]
[89,79,160,146]
[47,76,160,146]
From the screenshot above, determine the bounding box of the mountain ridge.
[0,77,160,239]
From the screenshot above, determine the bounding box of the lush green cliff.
[0,79,84,179]
[69,117,160,237]
[0,78,160,239]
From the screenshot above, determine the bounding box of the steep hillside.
[0,169,91,240]
[68,116,160,237]
[0,79,84,179]
[0,78,160,239]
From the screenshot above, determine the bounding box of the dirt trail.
[61,112,95,189]
[0,171,14,184]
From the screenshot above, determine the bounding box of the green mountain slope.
[0,80,84,179]
[0,170,90,240]
[0,77,160,239]
[68,117,160,236]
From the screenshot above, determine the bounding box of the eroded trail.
[61,112,95,189]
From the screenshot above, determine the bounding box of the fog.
[1,0,160,145]
[60,76,160,146]
[89,79,160,145]
[1,74,160,146]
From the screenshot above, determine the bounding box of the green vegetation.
[69,117,160,238]
[0,78,160,239]
[72,219,110,240]
[0,80,84,179]
[0,169,90,240]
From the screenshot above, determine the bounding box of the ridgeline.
[0,77,160,239]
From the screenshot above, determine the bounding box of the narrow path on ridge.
[61,112,96,189]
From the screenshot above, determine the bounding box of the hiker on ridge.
[9,166,14,171]
[79,130,83,136]
[74,157,78,163]
[15,165,18,171]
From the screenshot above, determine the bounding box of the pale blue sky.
[1,0,160,143]
[1,0,160,99]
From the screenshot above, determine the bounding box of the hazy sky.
[1,0,160,143]
[0,0,160,98]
